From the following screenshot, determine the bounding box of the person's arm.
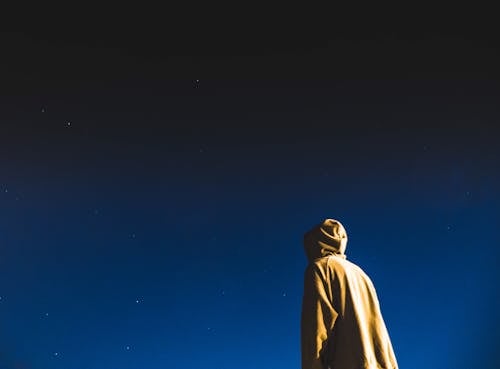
[301,262,338,369]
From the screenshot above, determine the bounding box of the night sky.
[1,22,499,369]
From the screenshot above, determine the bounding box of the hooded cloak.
[301,219,398,369]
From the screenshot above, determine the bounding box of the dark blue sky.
[1,28,499,369]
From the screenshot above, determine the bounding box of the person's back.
[301,219,398,369]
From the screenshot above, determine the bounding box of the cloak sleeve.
[301,263,338,369]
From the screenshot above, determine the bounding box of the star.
[125,345,131,351]
[135,299,140,304]
[66,121,71,126]
[130,233,136,239]
[41,107,45,113]
[282,292,287,297]
[53,352,59,357]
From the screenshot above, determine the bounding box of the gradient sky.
[1,28,499,369]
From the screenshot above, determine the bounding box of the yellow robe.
[301,220,398,369]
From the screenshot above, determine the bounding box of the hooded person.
[301,219,398,369]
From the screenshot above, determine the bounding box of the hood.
[303,219,348,262]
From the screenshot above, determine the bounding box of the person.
[301,219,398,369]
